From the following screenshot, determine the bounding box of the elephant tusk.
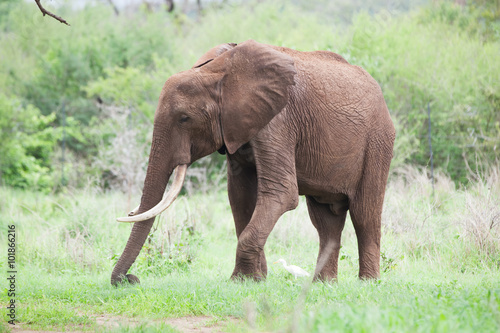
[116,164,188,223]
[128,204,140,216]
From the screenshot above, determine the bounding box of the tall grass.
[383,166,500,273]
[1,167,499,332]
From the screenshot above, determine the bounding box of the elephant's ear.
[192,43,237,68]
[219,40,296,154]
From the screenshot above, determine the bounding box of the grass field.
[1,167,499,332]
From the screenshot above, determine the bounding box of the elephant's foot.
[232,244,266,281]
[358,272,379,280]
[313,252,339,283]
[230,270,265,282]
[313,272,338,283]
[230,260,265,282]
[111,273,141,286]
[259,252,268,277]
[358,253,380,280]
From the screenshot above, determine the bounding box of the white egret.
[273,259,310,279]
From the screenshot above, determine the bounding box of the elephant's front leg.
[231,194,298,280]
[230,145,299,280]
[227,155,271,275]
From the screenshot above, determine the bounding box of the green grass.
[1,167,500,332]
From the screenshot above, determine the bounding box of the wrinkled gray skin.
[111,40,395,285]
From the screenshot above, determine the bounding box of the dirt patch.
[10,327,87,333]
[94,314,232,332]
[9,315,240,332]
[167,316,228,332]
[92,314,141,329]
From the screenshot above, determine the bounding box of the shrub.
[0,94,57,190]
[0,0,499,190]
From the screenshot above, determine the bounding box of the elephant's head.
[111,40,296,285]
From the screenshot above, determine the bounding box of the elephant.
[111,40,395,286]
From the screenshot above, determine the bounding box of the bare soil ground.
[9,314,239,332]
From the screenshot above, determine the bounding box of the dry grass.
[1,165,500,333]
[458,167,500,257]
[381,165,500,269]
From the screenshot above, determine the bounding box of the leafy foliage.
[340,4,500,181]
[0,0,498,190]
[0,94,57,190]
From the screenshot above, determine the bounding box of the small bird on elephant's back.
[112,40,395,286]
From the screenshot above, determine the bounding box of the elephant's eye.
[179,115,190,123]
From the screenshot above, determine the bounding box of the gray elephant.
[111,40,395,285]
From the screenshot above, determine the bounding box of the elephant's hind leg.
[349,199,383,280]
[306,196,347,281]
[349,147,392,280]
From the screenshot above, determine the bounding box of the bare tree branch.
[106,0,120,16]
[165,0,174,12]
[34,0,70,26]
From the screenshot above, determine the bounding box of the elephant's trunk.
[110,216,155,285]
[111,134,186,285]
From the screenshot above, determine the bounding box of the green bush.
[339,3,500,181]
[0,95,57,190]
[0,0,498,190]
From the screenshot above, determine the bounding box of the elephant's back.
[292,48,391,132]
[287,51,385,125]
[281,47,393,188]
